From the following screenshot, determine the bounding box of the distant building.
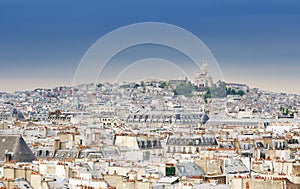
[29,111,48,121]
[165,135,218,154]
[194,62,212,91]
[126,112,209,127]
[0,112,11,121]
[226,83,249,93]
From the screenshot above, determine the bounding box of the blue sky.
[0,0,300,93]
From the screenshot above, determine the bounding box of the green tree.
[211,81,227,98]
[173,81,195,96]
[133,83,140,88]
[237,90,244,96]
[159,82,167,88]
[203,89,211,103]
[120,84,131,88]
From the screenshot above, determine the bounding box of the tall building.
[194,62,212,91]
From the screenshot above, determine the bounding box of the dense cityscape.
[1,65,300,189]
[2,0,300,188]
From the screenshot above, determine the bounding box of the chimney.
[54,139,61,151]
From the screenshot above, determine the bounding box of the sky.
[0,0,300,94]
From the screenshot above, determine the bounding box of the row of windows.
[102,118,112,121]
[166,146,200,153]
[35,150,51,157]
[103,122,118,126]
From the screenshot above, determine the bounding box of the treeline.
[226,88,245,96]
[118,80,245,100]
[203,81,245,101]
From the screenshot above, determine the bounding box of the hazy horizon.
[1,0,299,94]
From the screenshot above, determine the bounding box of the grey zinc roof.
[54,149,78,159]
[176,162,204,177]
[0,134,36,162]
[224,159,249,174]
[167,136,218,146]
